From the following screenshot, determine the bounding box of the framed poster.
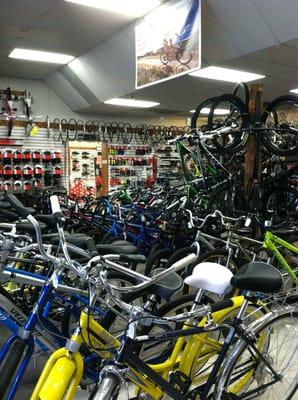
[135,0,201,89]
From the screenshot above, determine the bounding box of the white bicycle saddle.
[184,262,233,295]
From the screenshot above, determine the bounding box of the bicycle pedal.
[169,371,191,394]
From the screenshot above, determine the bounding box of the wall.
[0,76,188,126]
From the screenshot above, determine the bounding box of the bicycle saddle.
[184,262,233,296]
[96,241,138,255]
[35,214,56,229]
[16,220,48,234]
[231,262,283,293]
[0,208,19,222]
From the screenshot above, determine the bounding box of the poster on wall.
[135,0,201,89]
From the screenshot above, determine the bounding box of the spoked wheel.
[176,48,192,65]
[262,186,298,224]
[262,95,298,156]
[215,310,298,400]
[207,94,249,154]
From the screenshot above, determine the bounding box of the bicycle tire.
[232,82,249,111]
[214,308,298,399]
[135,124,148,145]
[67,118,77,141]
[261,94,298,156]
[262,185,298,224]
[191,97,220,152]
[0,338,26,398]
[121,123,133,144]
[176,48,192,65]
[110,122,120,144]
[144,247,174,276]
[53,118,61,142]
[207,94,249,153]
[60,118,69,143]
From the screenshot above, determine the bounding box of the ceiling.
[0,0,137,78]
[0,0,297,117]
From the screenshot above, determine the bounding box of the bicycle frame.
[0,267,105,399]
[263,231,298,285]
[31,296,254,400]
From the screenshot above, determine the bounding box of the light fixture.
[189,66,265,83]
[290,88,298,94]
[104,98,160,108]
[64,0,161,17]
[190,107,229,115]
[9,48,74,64]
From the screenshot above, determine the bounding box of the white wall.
[0,76,188,126]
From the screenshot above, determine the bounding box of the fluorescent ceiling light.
[105,98,159,108]
[64,0,161,17]
[290,88,298,94]
[189,66,265,83]
[9,48,74,64]
[190,107,229,115]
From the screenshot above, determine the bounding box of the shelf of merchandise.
[154,144,181,183]
[108,144,153,190]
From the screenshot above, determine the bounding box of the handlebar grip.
[5,194,31,219]
[119,254,146,263]
[50,195,63,218]
[171,253,198,272]
[86,238,98,258]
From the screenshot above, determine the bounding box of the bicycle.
[30,237,294,400]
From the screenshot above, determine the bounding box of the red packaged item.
[23,165,34,179]
[0,165,2,176]
[13,166,22,178]
[33,179,43,189]
[23,150,31,162]
[13,150,23,163]
[69,178,87,199]
[14,181,22,191]
[53,166,62,178]
[42,151,51,163]
[4,181,12,191]
[34,165,43,178]
[23,180,32,191]
[51,151,62,164]
[32,151,41,163]
[3,149,13,164]
[3,165,13,178]
[0,152,2,161]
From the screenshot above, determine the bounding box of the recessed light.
[64,0,161,17]
[189,66,265,83]
[290,88,298,94]
[190,107,229,115]
[104,98,160,108]
[9,48,74,64]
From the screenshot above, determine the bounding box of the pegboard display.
[0,126,66,192]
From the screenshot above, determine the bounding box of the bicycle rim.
[217,311,298,399]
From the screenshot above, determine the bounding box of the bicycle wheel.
[176,48,192,65]
[121,122,133,144]
[67,118,77,141]
[215,308,298,399]
[52,118,61,142]
[207,94,249,153]
[262,185,298,224]
[60,118,69,143]
[135,124,148,144]
[0,338,26,398]
[110,122,120,144]
[261,95,298,156]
